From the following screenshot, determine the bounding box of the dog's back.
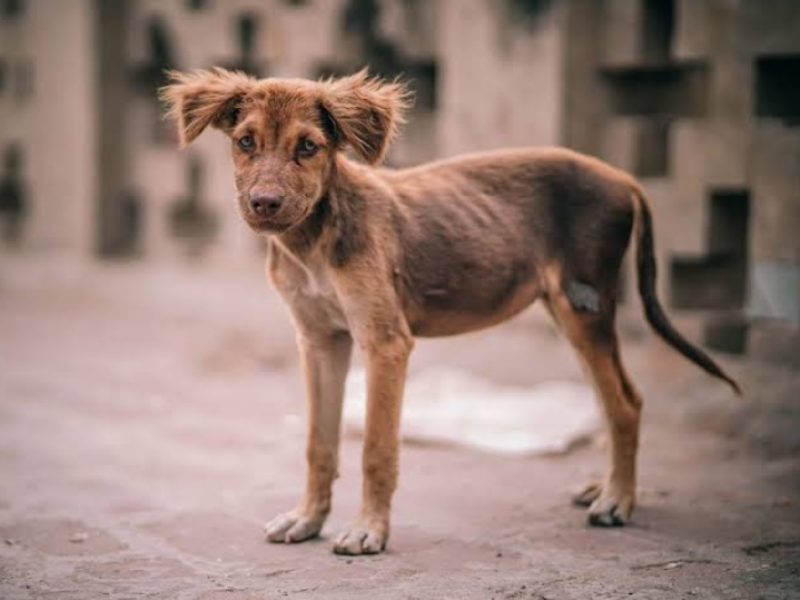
[377,148,635,336]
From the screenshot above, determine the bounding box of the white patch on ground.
[344,368,600,455]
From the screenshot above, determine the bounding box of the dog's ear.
[160,68,255,147]
[319,69,413,165]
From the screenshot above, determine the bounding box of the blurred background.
[1,0,798,361]
[1,2,799,598]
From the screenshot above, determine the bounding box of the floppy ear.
[160,68,255,147]
[320,69,413,165]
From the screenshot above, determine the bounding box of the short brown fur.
[161,69,740,555]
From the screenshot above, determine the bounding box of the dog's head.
[161,69,411,234]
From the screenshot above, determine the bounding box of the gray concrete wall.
[2,0,797,354]
[0,0,97,255]
[562,0,800,361]
[741,0,800,328]
[437,0,564,158]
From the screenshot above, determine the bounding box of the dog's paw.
[264,509,325,544]
[587,488,635,527]
[572,481,603,507]
[332,519,388,555]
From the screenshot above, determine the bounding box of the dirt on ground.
[0,254,798,600]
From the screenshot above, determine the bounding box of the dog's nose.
[249,194,284,218]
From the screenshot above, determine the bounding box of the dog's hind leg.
[265,332,353,543]
[545,274,643,526]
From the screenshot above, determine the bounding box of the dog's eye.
[238,135,255,151]
[298,138,318,157]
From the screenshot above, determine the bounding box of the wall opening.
[168,155,219,258]
[703,316,749,355]
[602,63,709,117]
[131,16,180,145]
[707,188,750,257]
[96,0,134,256]
[670,188,750,310]
[0,0,25,20]
[755,55,800,125]
[237,13,259,65]
[504,0,554,31]
[641,0,674,63]
[634,119,670,177]
[218,12,265,76]
[319,0,438,111]
[0,142,29,246]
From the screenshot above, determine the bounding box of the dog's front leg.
[265,332,353,543]
[333,331,412,555]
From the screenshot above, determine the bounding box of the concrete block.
[437,0,564,157]
[751,124,800,263]
[673,0,713,61]
[740,0,800,55]
[599,117,638,173]
[599,0,642,67]
[748,260,800,325]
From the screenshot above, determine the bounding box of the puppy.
[161,68,739,555]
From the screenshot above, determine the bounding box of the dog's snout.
[249,193,284,218]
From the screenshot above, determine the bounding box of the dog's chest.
[268,244,349,332]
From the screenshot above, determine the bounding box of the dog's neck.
[275,154,374,266]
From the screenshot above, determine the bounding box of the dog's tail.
[630,184,741,395]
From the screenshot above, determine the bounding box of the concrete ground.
[0,254,798,600]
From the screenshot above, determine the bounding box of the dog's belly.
[405,271,542,337]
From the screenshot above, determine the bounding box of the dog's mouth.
[243,215,294,233]
[243,209,311,235]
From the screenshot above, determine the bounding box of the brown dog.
[161,68,739,555]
